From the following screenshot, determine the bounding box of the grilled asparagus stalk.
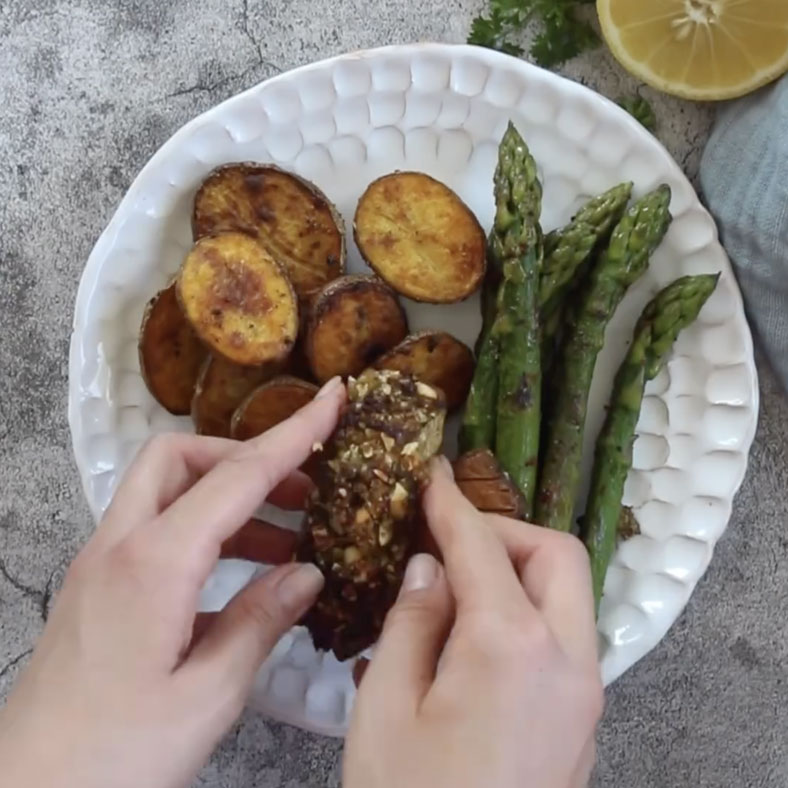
[460,123,541,456]
[477,242,502,356]
[297,368,446,660]
[460,318,499,452]
[584,274,719,608]
[484,124,543,514]
[540,182,633,314]
[535,185,672,532]
[540,182,633,364]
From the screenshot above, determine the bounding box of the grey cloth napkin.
[700,74,788,393]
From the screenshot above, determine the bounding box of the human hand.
[0,376,345,788]
[344,457,603,788]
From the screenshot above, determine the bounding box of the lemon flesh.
[597,0,788,100]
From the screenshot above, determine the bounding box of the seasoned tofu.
[297,368,446,659]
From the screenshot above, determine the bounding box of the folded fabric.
[700,73,788,393]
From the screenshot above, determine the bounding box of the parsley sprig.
[617,94,657,132]
[468,0,600,68]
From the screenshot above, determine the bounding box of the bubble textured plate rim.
[68,43,759,737]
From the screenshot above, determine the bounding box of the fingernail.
[400,553,438,594]
[316,376,343,399]
[275,563,324,608]
[432,455,454,480]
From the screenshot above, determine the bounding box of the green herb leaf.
[617,94,657,133]
[469,12,526,56]
[468,0,600,68]
[531,9,599,67]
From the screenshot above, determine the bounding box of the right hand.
[343,457,603,788]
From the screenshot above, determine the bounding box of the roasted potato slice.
[354,172,486,303]
[192,163,345,298]
[177,232,298,366]
[374,330,474,411]
[138,283,207,415]
[306,274,408,383]
[453,449,526,520]
[230,376,319,440]
[284,334,315,382]
[191,355,279,437]
[283,304,317,382]
[219,519,298,564]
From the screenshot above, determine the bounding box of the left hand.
[0,376,344,788]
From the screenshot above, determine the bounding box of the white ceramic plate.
[68,43,758,736]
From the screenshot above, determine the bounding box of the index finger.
[485,514,599,668]
[101,440,313,547]
[422,458,532,621]
[149,377,344,572]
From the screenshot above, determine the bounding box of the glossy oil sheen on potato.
[231,375,318,440]
[178,232,298,366]
[374,330,474,411]
[191,355,279,437]
[306,274,408,383]
[192,163,345,298]
[138,282,207,415]
[354,172,486,303]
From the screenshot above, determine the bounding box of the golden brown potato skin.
[138,283,207,415]
[192,163,345,298]
[354,172,486,303]
[230,376,319,440]
[453,449,526,520]
[306,274,408,383]
[177,232,298,367]
[191,356,279,437]
[374,330,474,411]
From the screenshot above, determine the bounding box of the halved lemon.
[597,0,788,100]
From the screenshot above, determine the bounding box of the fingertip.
[291,374,345,433]
[243,375,344,469]
[316,375,344,399]
[180,562,325,698]
[423,457,465,524]
[363,556,452,706]
[400,553,440,595]
[429,455,454,481]
[270,562,324,615]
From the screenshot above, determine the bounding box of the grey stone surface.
[0,1,785,786]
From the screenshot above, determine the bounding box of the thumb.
[182,562,324,699]
[358,554,453,715]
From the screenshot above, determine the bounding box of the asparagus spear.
[539,183,633,364]
[460,123,541,453]
[540,182,633,318]
[494,243,542,513]
[477,242,501,356]
[535,185,672,532]
[584,274,719,608]
[460,319,499,451]
[489,125,543,514]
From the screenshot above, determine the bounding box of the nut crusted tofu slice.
[297,368,446,660]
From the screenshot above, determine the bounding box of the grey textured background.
[1,2,786,786]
